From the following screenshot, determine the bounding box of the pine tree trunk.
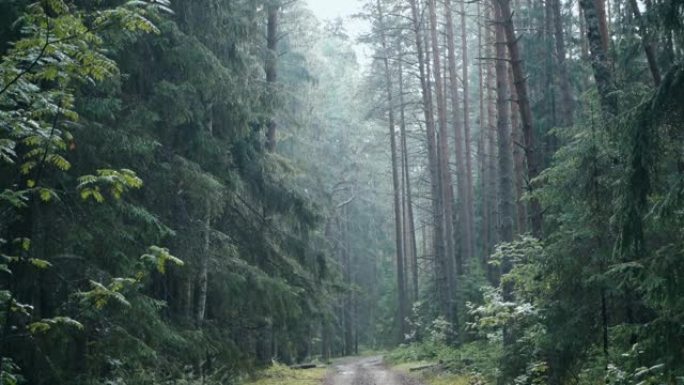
[494,3,517,378]
[580,0,618,114]
[478,0,488,263]
[400,131,410,300]
[595,0,610,52]
[428,0,457,327]
[185,275,193,321]
[340,209,354,356]
[579,4,589,59]
[409,0,446,311]
[399,53,419,302]
[496,0,543,237]
[510,65,528,234]
[265,4,278,152]
[461,0,476,264]
[551,0,575,126]
[425,29,447,294]
[196,204,211,327]
[445,0,473,275]
[627,0,662,86]
[485,3,500,283]
[494,3,515,246]
[377,0,407,341]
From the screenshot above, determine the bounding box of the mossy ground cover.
[387,341,500,385]
[243,363,328,385]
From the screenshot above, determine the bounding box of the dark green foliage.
[0,1,368,384]
[3,0,684,384]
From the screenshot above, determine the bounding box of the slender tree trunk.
[340,210,353,356]
[445,0,473,275]
[545,0,558,138]
[377,0,407,341]
[485,2,500,282]
[496,0,543,237]
[425,30,447,294]
[401,133,411,300]
[627,0,662,86]
[494,3,515,247]
[196,203,211,326]
[580,0,618,115]
[410,0,447,316]
[461,0,476,265]
[399,53,419,302]
[579,4,589,60]
[400,119,410,299]
[494,3,517,380]
[428,0,457,327]
[185,275,193,321]
[595,0,610,52]
[510,66,528,234]
[550,0,575,127]
[477,0,490,269]
[265,4,279,152]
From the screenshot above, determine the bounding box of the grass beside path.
[385,341,500,385]
[392,361,472,385]
[243,363,328,385]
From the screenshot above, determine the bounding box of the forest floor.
[324,356,422,385]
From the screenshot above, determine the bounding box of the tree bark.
[627,0,662,86]
[595,0,610,52]
[338,210,354,356]
[461,0,476,264]
[196,203,211,326]
[580,0,618,115]
[428,0,457,327]
[496,0,543,237]
[445,0,473,274]
[551,0,575,126]
[409,0,447,317]
[494,2,515,246]
[510,65,528,234]
[377,0,407,341]
[398,52,419,302]
[265,4,279,152]
[485,3,500,283]
[494,3,517,378]
[579,4,589,60]
[477,0,488,265]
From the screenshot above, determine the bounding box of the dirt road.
[325,356,420,385]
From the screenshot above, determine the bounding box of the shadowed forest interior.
[1,0,684,384]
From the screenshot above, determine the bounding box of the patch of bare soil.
[325,356,422,385]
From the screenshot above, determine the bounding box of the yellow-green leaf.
[29,258,52,269]
[28,322,51,334]
[39,188,52,202]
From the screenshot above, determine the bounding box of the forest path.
[324,356,421,385]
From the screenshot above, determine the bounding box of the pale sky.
[305,0,371,66]
[305,0,363,21]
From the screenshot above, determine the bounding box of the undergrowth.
[387,341,500,385]
[242,363,327,385]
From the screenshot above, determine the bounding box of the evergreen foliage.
[2,0,684,384]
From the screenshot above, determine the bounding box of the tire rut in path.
[325,356,421,385]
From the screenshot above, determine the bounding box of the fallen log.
[408,364,438,372]
[290,363,317,370]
